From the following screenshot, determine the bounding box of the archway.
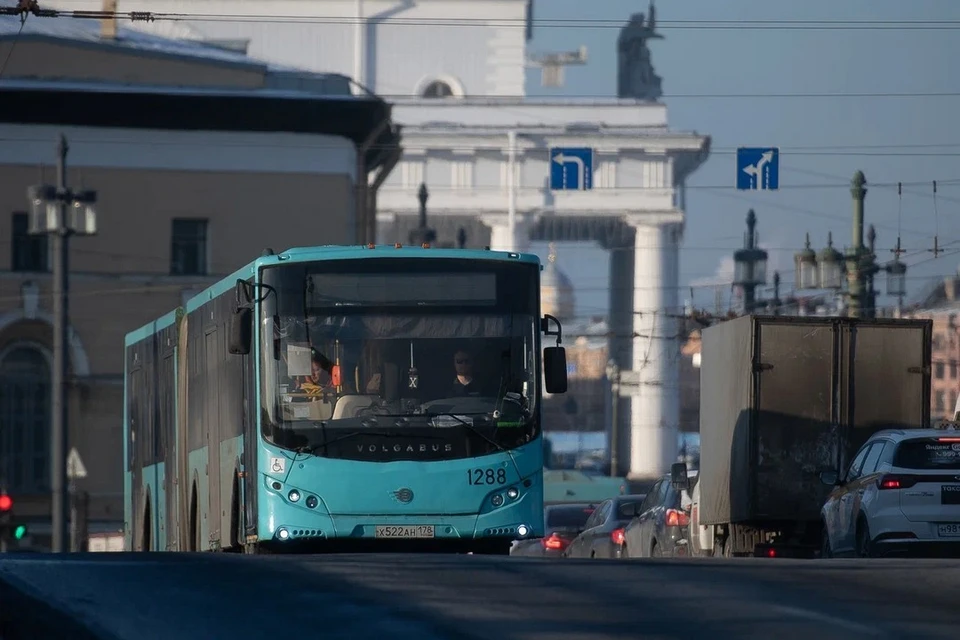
[0,343,51,492]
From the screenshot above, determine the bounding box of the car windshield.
[258,258,542,461]
[546,505,595,529]
[893,438,960,470]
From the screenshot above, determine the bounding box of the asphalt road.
[1,553,959,640]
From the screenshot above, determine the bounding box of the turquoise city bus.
[123,245,568,554]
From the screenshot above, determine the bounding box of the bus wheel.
[141,500,152,552]
[189,485,200,552]
[244,542,272,555]
[228,474,241,552]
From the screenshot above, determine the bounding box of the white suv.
[820,427,960,558]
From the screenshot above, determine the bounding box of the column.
[625,218,682,480]
[483,214,532,253]
[607,229,635,477]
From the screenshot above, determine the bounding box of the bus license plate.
[937,523,960,538]
[375,525,435,539]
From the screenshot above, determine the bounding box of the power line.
[15,10,960,31]
[7,136,960,157]
[0,8,28,78]
[390,92,960,100]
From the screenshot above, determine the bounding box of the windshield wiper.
[426,411,509,453]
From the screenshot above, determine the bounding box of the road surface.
[1,553,958,639]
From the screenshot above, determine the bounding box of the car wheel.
[855,518,873,558]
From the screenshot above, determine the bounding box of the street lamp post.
[770,271,782,315]
[732,210,769,314]
[793,171,906,317]
[409,182,437,246]
[25,136,98,553]
[605,359,620,477]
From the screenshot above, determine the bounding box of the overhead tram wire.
[17,8,960,31]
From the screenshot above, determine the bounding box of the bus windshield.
[257,258,542,462]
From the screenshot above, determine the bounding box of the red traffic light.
[0,494,11,512]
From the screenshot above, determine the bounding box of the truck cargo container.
[684,314,931,558]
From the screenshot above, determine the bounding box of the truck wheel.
[718,537,733,558]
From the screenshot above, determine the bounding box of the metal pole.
[51,135,70,553]
[353,0,365,87]
[69,479,78,552]
[609,363,620,477]
[506,130,517,252]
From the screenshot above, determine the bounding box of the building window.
[936,362,945,380]
[170,219,208,276]
[933,332,946,351]
[952,362,958,379]
[641,161,665,189]
[11,212,49,272]
[422,81,454,98]
[451,161,473,189]
[596,161,618,189]
[0,344,50,492]
[935,390,946,414]
[400,161,424,189]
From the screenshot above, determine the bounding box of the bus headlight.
[306,495,318,509]
[288,490,301,502]
[517,524,530,537]
[277,527,290,541]
[491,494,504,507]
[506,487,519,500]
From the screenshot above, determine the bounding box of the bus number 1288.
[467,468,507,485]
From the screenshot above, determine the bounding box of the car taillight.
[938,437,960,442]
[666,509,689,527]
[541,533,568,550]
[611,528,625,545]
[878,474,918,490]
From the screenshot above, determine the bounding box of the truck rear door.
[843,321,930,457]
[754,319,838,520]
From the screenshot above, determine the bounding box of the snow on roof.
[0,13,354,93]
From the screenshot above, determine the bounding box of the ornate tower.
[540,243,576,321]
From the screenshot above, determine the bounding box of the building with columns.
[66,0,711,481]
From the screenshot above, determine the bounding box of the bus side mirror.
[543,347,568,394]
[229,307,252,355]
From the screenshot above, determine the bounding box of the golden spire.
[548,242,557,263]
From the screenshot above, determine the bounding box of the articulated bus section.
[124,267,257,553]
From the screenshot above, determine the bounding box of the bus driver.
[450,349,482,397]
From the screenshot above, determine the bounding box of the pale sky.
[524,0,960,318]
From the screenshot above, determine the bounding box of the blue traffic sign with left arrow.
[550,147,594,191]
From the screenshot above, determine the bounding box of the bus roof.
[124,245,542,345]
